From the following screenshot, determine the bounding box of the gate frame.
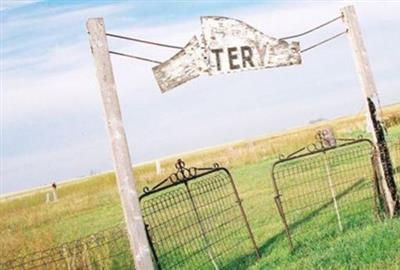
[271,138,381,251]
[139,159,261,269]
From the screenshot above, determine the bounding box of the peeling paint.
[153,16,301,92]
[201,16,301,75]
[152,36,208,93]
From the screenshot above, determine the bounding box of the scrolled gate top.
[139,159,224,200]
[274,137,374,164]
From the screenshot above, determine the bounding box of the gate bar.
[184,182,220,270]
[223,168,261,259]
[322,152,343,232]
[274,195,294,251]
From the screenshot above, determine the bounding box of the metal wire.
[107,15,344,64]
[1,225,134,270]
[106,33,183,49]
[108,16,345,64]
[280,15,343,40]
[300,30,348,53]
[109,50,162,64]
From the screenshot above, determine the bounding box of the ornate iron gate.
[271,138,382,250]
[139,159,260,270]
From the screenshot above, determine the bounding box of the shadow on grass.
[223,178,372,269]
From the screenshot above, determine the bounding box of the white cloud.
[3,3,129,29]
[0,0,40,12]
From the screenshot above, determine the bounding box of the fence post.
[86,18,155,269]
[155,160,161,175]
[341,5,400,217]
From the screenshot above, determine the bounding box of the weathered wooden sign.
[201,16,301,75]
[153,36,208,93]
[153,16,301,92]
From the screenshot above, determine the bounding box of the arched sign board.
[153,16,301,93]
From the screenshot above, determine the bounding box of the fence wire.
[1,225,133,270]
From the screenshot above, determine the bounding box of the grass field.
[1,104,400,269]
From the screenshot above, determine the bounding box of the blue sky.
[2,1,400,194]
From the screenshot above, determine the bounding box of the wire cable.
[109,51,162,64]
[108,22,347,63]
[280,15,343,40]
[106,33,183,49]
[300,30,348,53]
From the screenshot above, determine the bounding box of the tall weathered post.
[341,6,400,217]
[86,18,155,269]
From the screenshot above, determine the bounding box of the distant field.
[1,104,400,269]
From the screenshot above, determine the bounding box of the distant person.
[51,181,58,202]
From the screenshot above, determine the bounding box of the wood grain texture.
[86,18,155,269]
[342,5,398,217]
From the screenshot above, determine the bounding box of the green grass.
[249,218,400,270]
[234,152,400,270]
[1,106,400,269]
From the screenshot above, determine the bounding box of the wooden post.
[86,18,155,269]
[341,6,399,217]
[155,160,161,175]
